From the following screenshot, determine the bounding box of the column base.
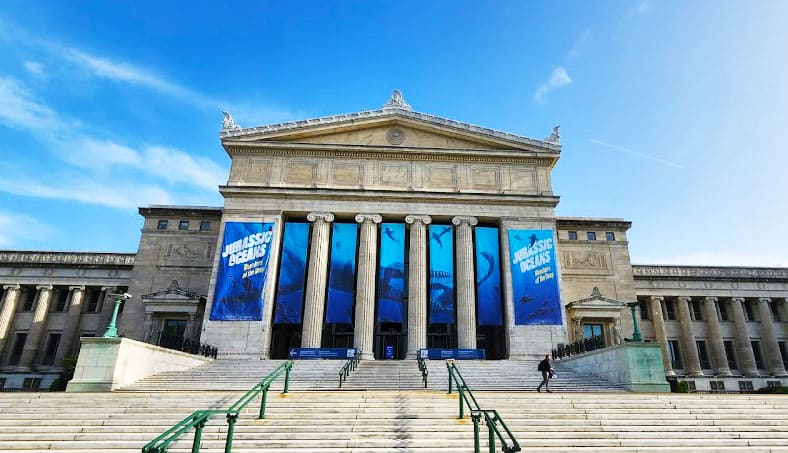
[359,351,375,361]
[715,369,733,377]
[664,370,677,377]
[405,351,419,359]
[688,370,705,377]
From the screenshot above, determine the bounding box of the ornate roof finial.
[167,279,180,291]
[591,286,602,297]
[383,89,411,111]
[222,111,240,130]
[545,125,560,144]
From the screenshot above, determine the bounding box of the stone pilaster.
[405,214,431,359]
[53,286,85,367]
[301,212,335,348]
[756,297,787,376]
[17,285,53,370]
[0,284,21,361]
[354,214,382,360]
[677,296,703,376]
[649,296,675,376]
[702,297,731,376]
[452,215,478,350]
[730,297,758,377]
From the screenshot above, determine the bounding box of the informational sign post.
[507,229,562,325]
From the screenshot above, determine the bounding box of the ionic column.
[53,286,85,367]
[677,296,703,376]
[17,285,53,370]
[354,214,382,360]
[756,297,787,376]
[405,215,431,359]
[730,297,758,376]
[0,284,21,361]
[649,296,675,376]
[702,297,731,376]
[453,216,478,350]
[301,212,335,348]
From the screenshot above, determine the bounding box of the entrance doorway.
[583,323,605,346]
[322,323,354,349]
[374,322,405,359]
[476,325,506,359]
[159,318,187,349]
[270,324,302,359]
[427,323,456,349]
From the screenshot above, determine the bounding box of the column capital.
[307,212,335,223]
[731,297,745,303]
[405,214,432,225]
[758,297,772,304]
[36,285,53,291]
[2,284,20,290]
[68,286,86,292]
[354,213,383,224]
[451,215,478,226]
[677,296,691,302]
[101,286,118,292]
[704,296,718,303]
[649,295,664,302]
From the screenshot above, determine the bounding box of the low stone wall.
[66,337,211,392]
[556,342,670,392]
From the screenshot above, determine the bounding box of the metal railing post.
[224,413,238,453]
[283,364,291,394]
[458,385,465,419]
[191,418,205,453]
[447,363,453,394]
[472,413,481,453]
[487,416,496,453]
[259,387,268,419]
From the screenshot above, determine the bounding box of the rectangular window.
[22,378,41,390]
[687,381,696,392]
[567,231,578,240]
[587,231,596,241]
[751,340,764,369]
[605,232,615,241]
[690,300,703,321]
[738,381,754,392]
[8,332,27,366]
[668,339,683,369]
[718,301,730,321]
[84,288,102,313]
[21,287,36,312]
[639,299,650,320]
[696,340,711,369]
[723,340,738,370]
[157,219,168,230]
[744,301,757,322]
[767,380,781,389]
[51,288,69,312]
[779,341,788,366]
[200,221,211,231]
[664,299,677,321]
[710,380,725,392]
[178,220,190,230]
[40,332,61,366]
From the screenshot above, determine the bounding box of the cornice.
[632,265,788,281]
[556,217,632,231]
[0,251,136,267]
[139,205,223,217]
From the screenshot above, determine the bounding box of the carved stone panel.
[470,165,500,191]
[560,251,613,276]
[162,241,213,266]
[424,164,456,190]
[284,160,317,184]
[240,157,271,184]
[377,162,412,187]
[331,161,363,186]
[509,166,536,192]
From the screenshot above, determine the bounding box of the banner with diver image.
[507,229,562,325]
[428,224,455,324]
[475,227,503,326]
[376,223,406,323]
[210,221,275,321]
[325,223,359,324]
[273,222,310,324]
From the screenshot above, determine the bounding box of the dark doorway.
[270,324,302,359]
[477,325,506,359]
[374,322,405,359]
[427,323,457,349]
[322,323,354,349]
[159,319,187,349]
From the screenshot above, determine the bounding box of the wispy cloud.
[0,76,63,130]
[23,61,46,78]
[587,138,685,169]
[534,67,572,102]
[567,29,593,61]
[625,1,654,18]
[0,211,58,247]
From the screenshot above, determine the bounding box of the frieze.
[563,252,609,270]
[0,251,135,267]
[633,265,788,281]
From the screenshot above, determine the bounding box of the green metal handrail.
[447,361,520,453]
[142,360,293,453]
[338,352,360,388]
[417,354,428,388]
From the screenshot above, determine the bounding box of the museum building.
[0,91,786,391]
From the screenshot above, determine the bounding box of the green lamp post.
[627,301,643,342]
[103,293,131,338]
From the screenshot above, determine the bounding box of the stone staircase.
[1,389,788,452]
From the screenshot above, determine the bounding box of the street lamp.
[103,292,132,338]
[626,301,643,342]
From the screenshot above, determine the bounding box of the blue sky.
[0,1,786,267]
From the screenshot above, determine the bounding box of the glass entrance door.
[583,323,605,346]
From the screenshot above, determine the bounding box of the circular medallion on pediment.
[386,127,406,145]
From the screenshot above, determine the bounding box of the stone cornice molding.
[633,265,788,281]
[0,251,136,267]
[223,143,556,166]
[451,216,479,226]
[2,284,20,290]
[405,215,432,225]
[307,212,335,223]
[557,217,632,231]
[354,214,383,224]
[139,206,222,217]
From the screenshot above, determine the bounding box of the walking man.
[537,354,553,393]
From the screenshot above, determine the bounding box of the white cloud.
[626,1,654,18]
[588,138,685,169]
[0,76,62,130]
[567,29,593,61]
[142,145,226,191]
[534,67,573,102]
[0,212,58,247]
[23,61,45,78]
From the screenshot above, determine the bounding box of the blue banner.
[418,348,486,360]
[289,348,357,359]
[429,224,454,324]
[325,223,358,324]
[475,227,503,326]
[210,222,275,321]
[377,223,406,323]
[508,229,562,325]
[273,222,309,324]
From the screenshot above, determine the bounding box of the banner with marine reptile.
[507,229,562,325]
